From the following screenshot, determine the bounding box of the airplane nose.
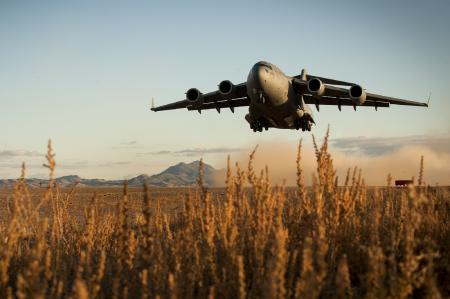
[252,63,268,87]
[247,62,273,98]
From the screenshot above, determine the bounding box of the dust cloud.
[214,139,450,186]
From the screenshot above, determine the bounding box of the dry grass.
[0,133,449,299]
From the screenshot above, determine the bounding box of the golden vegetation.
[0,131,449,298]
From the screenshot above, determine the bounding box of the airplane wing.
[292,78,428,108]
[293,74,356,86]
[302,95,390,109]
[151,82,248,112]
[187,97,250,113]
[150,100,189,111]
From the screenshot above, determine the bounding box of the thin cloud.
[176,148,244,157]
[57,160,90,169]
[97,161,131,167]
[0,162,40,168]
[0,150,43,159]
[120,141,137,145]
[112,141,141,150]
[0,160,89,170]
[0,160,90,179]
[331,135,450,156]
[140,147,244,157]
[148,150,171,155]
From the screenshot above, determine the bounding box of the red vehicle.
[395,180,414,187]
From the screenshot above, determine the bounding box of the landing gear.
[250,119,269,132]
[294,118,312,132]
[257,92,266,104]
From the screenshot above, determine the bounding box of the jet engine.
[186,88,203,105]
[349,85,367,105]
[218,80,234,95]
[307,78,325,96]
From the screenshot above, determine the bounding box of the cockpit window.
[259,61,273,70]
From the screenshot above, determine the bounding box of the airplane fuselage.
[245,61,314,131]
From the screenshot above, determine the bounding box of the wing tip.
[151,106,163,112]
[420,100,429,107]
[415,102,428,107]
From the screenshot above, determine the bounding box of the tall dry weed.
[0,130,448,298]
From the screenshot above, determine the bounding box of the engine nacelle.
[218,80,234,96]
[349,85,367,105]
[186,88,203,105]
[307,78,325,96]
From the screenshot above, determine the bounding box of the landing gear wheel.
[302,120,312,132]
[250,119,268,132]
[257,120,263,132]
[295,118,312,132]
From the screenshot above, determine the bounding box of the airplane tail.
[151,97,155,111]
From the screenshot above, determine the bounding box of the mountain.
[146,161,218,187]
[126,161,219,187]
[0,160,223,188]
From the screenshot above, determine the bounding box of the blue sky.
[0,0,449,181]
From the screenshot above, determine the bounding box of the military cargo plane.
[151,61,428,132]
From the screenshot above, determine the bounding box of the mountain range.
[0,160,223,188]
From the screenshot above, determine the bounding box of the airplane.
[151,61,429,132]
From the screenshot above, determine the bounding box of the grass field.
[0,132,448,298]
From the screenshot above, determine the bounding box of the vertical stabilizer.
[300,68,307,81]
